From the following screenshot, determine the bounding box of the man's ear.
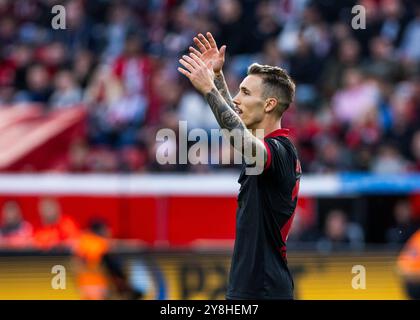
[264,98,278,113]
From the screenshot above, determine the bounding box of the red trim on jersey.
[292,160,302,201]
[280,212,296,243]
[279,245,287,261]
[292,180,300,201]
[263,128,289,170]
[279,158,301,259]
[263,141,272,171]
[264,128,289,139]
[278,211,297,261]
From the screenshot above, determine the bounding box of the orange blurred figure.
[397,229,420,299]
[73,220,111,300]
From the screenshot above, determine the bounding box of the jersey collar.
[264,128,290,139]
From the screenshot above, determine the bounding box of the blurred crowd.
[0,0,419,173]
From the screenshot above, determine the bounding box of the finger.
[198,33,211,49]
[193,37,206,53]
[179,58,195,72]
[177,67,191,78]
[220,45,226,57]
[182,54,200,68]
[189,46,202,57]
[206,32,217,48]
[189,52,205,66]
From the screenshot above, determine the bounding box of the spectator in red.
[34,197,79,250]
[0,201,33,248]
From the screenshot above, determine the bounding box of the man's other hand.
[178,52,215,94]
[190,32,226,74]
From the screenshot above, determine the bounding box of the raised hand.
[188,32,236,112]
[178,52,215,94]
[190,32,226,74]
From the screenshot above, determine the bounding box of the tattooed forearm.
[205,88,242,131]
[214,72,235,109]
[205,88,266,164]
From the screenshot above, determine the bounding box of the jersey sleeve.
[263,137,293,177]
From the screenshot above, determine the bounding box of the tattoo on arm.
[205,88,266,165]
[214,72,235,109]
[205,88,240,130]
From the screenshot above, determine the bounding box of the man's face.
[232,75,266,130]
[39,199,60,225]
[2,202,21,225]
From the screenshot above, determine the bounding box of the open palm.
[190,32,226,74]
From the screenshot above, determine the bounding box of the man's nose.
[232,94,240,105]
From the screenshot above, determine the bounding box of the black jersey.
[226,128,301,300]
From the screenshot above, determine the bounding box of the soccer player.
[178,32,301,300]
